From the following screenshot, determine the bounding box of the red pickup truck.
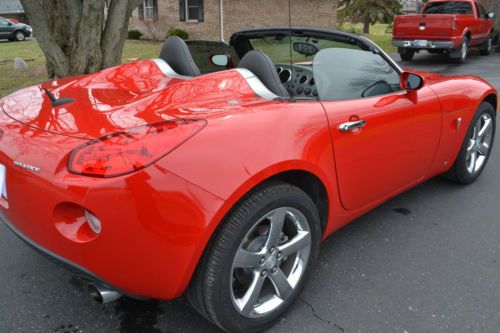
[392,0,496,63]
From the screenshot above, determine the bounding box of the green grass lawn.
[0,39,163,98]
[337,23,395,54]
[0,25,393,98]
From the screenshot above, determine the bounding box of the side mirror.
[488,12,496,19]
[210,54,229,67]
[401,72,424,91]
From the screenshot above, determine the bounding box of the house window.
[179,0,204,22]
[138,0,158,21]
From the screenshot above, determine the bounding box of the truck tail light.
[451,19,457,30]
[68,119,206,178]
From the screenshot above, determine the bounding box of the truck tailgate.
[393,14,454,39]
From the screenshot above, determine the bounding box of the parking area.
[1,52,499,333]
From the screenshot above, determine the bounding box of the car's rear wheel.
[399,48,415,62]
[445,102,496,184]
[187,182,321,332]
[479,36,493,56]
[14,31,26,41]
[450,38,468,64]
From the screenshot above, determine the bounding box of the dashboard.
[275,64,318,98]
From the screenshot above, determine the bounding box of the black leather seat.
[159,36,201,77]
[237,51,289,98]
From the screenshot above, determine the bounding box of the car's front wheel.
[187,182,321,332]
[445,102,496,184]
[14,31,26,41]
[479,36,493,56]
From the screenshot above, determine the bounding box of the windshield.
[423,2,473,14]
[248,36,360,65]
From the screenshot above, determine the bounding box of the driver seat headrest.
[159,36,201,77]
[237,51,289,98]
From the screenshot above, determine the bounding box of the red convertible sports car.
[0,27,497,332]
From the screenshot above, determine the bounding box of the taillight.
[68,119,206,178]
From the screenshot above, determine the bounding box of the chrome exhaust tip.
[87,284,122,304]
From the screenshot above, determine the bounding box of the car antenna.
[287,0,295,102]
[44,88,75,107]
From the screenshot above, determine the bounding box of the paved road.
[1,52,499,333]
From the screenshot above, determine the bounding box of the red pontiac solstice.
[0,28,497,332]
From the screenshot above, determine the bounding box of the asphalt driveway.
[1,51,499,333]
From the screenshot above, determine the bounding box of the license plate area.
[0,164,8,209]
[414,40,428,47]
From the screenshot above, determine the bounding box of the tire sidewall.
[460,39,468,62]
[480,36,492,55]
[399,49,414,62]
[453,103,496,184]
[205,184,321,332]
[450,38,468,63]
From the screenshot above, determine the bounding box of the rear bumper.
[392,39,457,50]
[0,163,225,300]
[0,212,134,297]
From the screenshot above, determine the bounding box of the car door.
[474,2,489,38]
[313,48,442,211]
[0,18,12,39]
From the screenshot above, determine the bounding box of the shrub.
[167,28,189,40]
[128,30,143,40]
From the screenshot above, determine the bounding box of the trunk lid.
[1,61,258,140]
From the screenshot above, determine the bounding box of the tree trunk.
[20,0,144,79]
[363,14,370,34]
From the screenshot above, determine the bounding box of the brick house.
[130,0,338,42]
[0,0,28,24]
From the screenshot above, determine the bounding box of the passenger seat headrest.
[159,36,201,77]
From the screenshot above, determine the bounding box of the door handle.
[339,120,366,132]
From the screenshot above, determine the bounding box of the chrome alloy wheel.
[15,31,25,41]
[488,38,493,52]
[230,207,311,318]
[466,113,493,175]
[461,41,468,60]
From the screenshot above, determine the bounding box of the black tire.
[444,102,496,184]
[479,36,493,56]
[187,182,321,332]
[450,38,468,64]
[14,30,26,41]
[399,49,415,61]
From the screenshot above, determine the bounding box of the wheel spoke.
[467,139,475,156]
[237,271,266,316]
[278,231,311,257]
[473,121,481,140]
[478,118,492,139]
[265,209,286,249]
[467,151,477,173]
[234,249,262,268]
[269,268,293,300]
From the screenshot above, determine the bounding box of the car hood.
[0,60,263,140]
